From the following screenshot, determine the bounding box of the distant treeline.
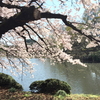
[80,54,100,63]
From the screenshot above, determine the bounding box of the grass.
[67,94,100,100]
[0,87,100,100]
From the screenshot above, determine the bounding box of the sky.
[44,0,85,22]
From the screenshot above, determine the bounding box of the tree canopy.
[0,0,100,74]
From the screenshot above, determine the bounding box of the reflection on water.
[0,58,100,95]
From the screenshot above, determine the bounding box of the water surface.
[0,58,100,95]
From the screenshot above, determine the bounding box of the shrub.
[0,73,23,90]
[29,80,44,90]
[55,90,67,97]
[8,87,16,92]
[29,79,71,94]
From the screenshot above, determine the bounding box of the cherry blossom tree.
[0,0,100,75]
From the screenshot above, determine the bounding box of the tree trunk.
[0,6,41,38]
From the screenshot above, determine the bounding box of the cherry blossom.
[0,0,100,75]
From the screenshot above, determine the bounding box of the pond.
[0,58,100,95]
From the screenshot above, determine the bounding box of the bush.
[29,79,71,95]
[8,87,16,92]
[55,90,67,97]
[0,73,23,90]
[29,80,44,93]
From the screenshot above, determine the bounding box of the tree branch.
[41,12,100,42]
[41,12,67,19]
[0,6,100,43]
[0,2,27,9]
[15,29,29,52]
[62,18,100,42]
